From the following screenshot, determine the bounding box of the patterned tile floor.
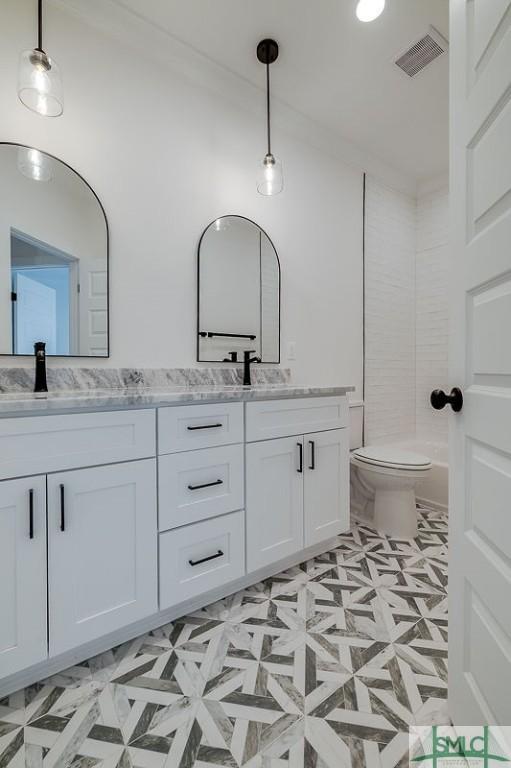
[0,508,449,768]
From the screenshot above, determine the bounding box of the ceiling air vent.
[395,26,448,78]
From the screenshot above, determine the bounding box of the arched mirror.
[0,143,109,357]
[197,215,280,363]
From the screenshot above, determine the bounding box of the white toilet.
[351,445,432,538]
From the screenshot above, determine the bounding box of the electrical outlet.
[287,342,297,361]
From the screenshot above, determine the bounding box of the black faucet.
[34,341,48,394]
[243,350,261,386]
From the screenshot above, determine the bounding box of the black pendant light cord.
[266,58,271,156]
[37,0,43,52]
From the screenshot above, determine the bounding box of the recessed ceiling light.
[356,0,386,23]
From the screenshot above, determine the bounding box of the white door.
[14,272,57,354]
[450,0,511,724]
[79,258,108,356]
[48,460,157,656]
[0,476,47,678]
[246,436,304,572]
[304,429,349,547]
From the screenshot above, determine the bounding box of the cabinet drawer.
[245,396,349,442]
[158,403,243,454]
[0,410,156,480]
[159,510,245,608]
[159,445,244,531]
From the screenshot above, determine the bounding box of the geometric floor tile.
[0,507,449,768]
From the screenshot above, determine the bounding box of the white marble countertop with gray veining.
[0,383,355,418]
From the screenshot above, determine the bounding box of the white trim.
[0,534,339,698]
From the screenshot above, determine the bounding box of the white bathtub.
[395,440,449,513]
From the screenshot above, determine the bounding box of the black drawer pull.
[297,442,303,473]
[29,489,34,539]
[189,550,224,567]
[60,484,65,532]
[188,479,223,491]
[309,440,316,470]
[187,423,223,431]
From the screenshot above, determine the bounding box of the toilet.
[351,445,432,538]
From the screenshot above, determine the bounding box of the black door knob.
[430,387,463,413]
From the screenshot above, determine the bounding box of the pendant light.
[256,39,283,196]
[18,0,63,117]
[356,0,386,22]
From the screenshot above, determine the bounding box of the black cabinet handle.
[188,479,223,491]
[187,423,223,431]
[189,550,224,567]
[29,489,34,539]
[60,484,65,532]
[309,440,316,470]
[297,442,303,473]
[430,387,463,413]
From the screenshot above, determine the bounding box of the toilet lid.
[353,445,432,470]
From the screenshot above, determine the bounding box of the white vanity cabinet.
[245,398,350,572]
[0,476,47,679]
[303,429,350,546]
[157,402,246,609]
[245,437,304,571]
[47,460,157,656]
[0,392,351,695]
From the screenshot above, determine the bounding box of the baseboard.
[417,495,448,515]
[0,536,339,698]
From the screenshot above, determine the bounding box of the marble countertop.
[0,383,355,418]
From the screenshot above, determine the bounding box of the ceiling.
[108,0,449,182]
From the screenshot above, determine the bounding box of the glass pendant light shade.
[17,146,53,182]
[256,39,283,197]
[356,0,386,22]
[18,49,63,116]
[257,153,284,196]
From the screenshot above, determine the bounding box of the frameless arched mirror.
[197,215,280,363]
[0,143,109,357]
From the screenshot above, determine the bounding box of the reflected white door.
[79,259,108,356]
[450,0,511,724]
[14,272,57,354]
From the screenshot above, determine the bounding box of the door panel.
[450,0,511,724]
[0,476,47,678]
[304,429,349,547]
[48,460,157,656]
[246,437,304,572]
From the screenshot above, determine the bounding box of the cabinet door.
[48,460,157,656]
[246,437,304,572]
[0,476,47,678]
[304,429,349,547]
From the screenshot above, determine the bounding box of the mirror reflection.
[197,216,280,363]
[0,144,109,357]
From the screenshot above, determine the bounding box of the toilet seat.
[352,445,432,472]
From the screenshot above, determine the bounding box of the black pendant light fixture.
[256,39,283,196]
[18,0,63,117]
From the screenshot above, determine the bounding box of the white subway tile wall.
[415,188,449,442]
[365,178,416,444]
[364,179,450,446]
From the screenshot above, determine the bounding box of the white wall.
[364,178,416,444]
[0,0,383,395]
[415,186,450,443]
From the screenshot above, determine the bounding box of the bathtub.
[394,440,449,513]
